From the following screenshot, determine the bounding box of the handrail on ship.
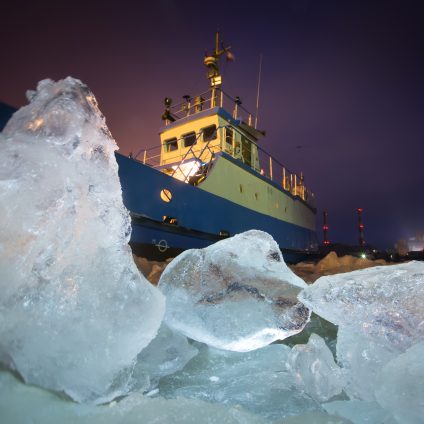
[163,88,256,128]
[132,127,315,208]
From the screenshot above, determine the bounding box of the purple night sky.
[1,0,423,249]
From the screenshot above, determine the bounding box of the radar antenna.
[203,32,233,88]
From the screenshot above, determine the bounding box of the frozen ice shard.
[130,323,198,392]
[299,261,424,402]
[323,400,396,424]
[159,343,321,421]
[374,341,424,424]
[299,262,424,348]
[0,78,165,403]
[287,334,345,402]
[158,230,310,352]
[335,327,398,401]
[280,411,353,424]
[0,369,267,424]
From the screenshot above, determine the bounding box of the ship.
[116,34,318,263]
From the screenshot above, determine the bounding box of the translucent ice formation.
[299,262,424,346]
[0,78,165,403]
[287,334,345,402]
[0,369,267,424]
[131,323,198,392]
[158,230,310,352]
[159,343,321,421]
[323,400,396,424]
[299,261,424,402]
[374,341,424,424]
[280,411,353,424]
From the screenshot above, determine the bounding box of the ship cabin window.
[182,131,197,148]
[225,128,233,150]
[202,124,217,142]
[241,135,252,167]
[164,137,178,152]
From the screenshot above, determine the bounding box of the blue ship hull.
[116,153,318,263]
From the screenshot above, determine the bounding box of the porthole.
[160,189,172,203]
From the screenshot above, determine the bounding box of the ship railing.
[133,145,162,167]
[133,130,222,173]
[133,128,315,208]
[168,126,222,183]
[225,124,316,208]
[164,88,257,128]
[256,145,316,208]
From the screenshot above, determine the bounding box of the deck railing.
[163,88,256,128]
[132,127,315,208]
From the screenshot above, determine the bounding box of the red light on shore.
[357,208,365,246]
[323,211,330,246]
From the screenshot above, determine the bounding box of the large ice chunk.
[158,230,310,352]
[299,261,424,401]
[374,341,424,424]
[280,411,353,424]
[0,78,165,403]
[335,327,399,401]
[299,262,424,347]
[130,323,198,393]
[323,400,396,424]
[159,343,321,421]
[287,334,345,402]
[0,369,267,424]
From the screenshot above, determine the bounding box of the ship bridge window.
[241,135,252,167]
[202,124,217,142]
[164,137,178,152]
[182,131,196,148]
[225,128,233,151]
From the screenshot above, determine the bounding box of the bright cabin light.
[360,253,366,259]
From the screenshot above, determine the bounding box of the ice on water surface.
[299,262,424,348]
[0,369,267,424]
[374,341,424,424]
[2,77,422,423]
[130,323,198,393]
[159,342,322,421]
[287,334,345,402]
[299,261,424,415]
[0,78,165,403]
[158,230,310,352]
[323,400,396,424]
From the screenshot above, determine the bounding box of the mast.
[203,32,232,90]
